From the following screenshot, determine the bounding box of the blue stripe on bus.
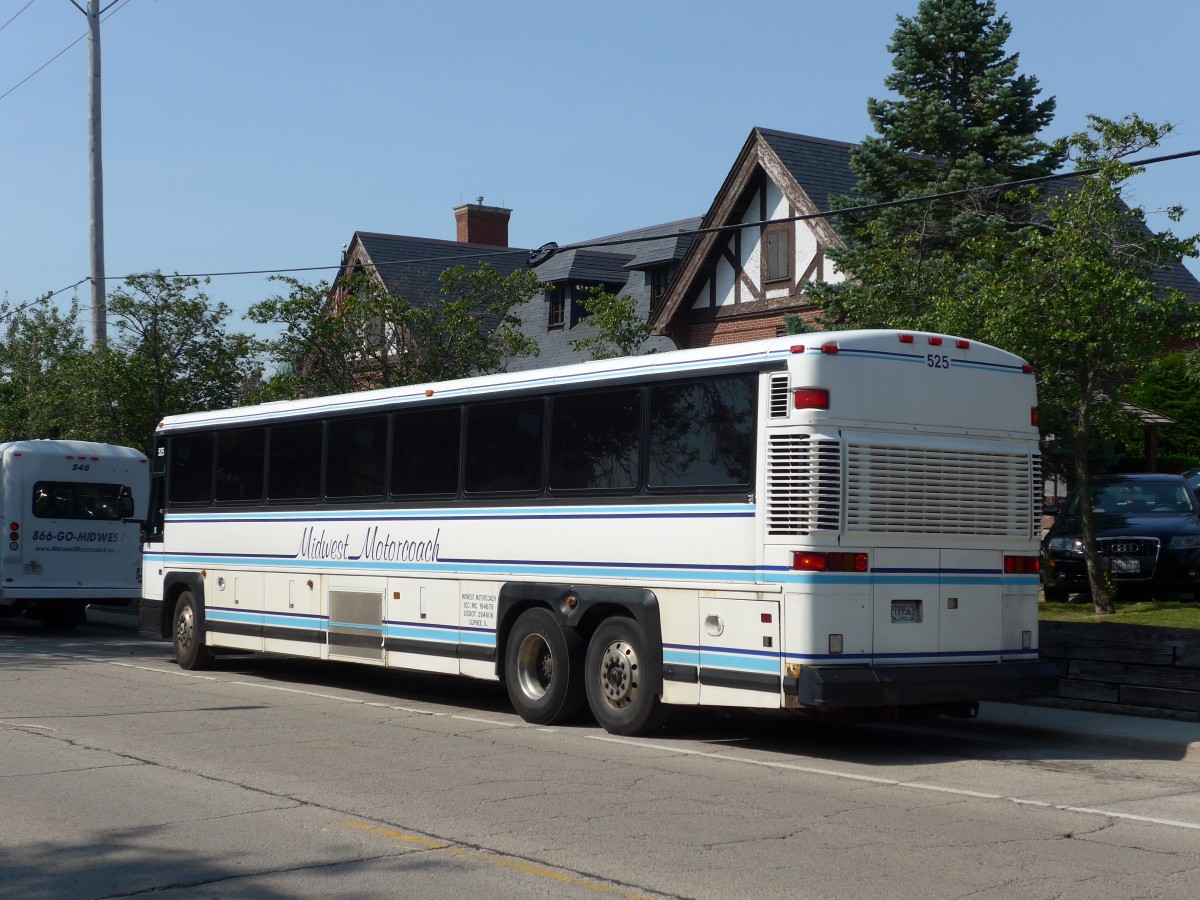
[159,554,1039,588]
[167,504,754,525]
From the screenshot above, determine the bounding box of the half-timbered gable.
[649,128,857,348]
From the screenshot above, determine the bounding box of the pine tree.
[814,0,1063,329]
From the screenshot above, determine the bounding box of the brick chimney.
[453,197,511,247]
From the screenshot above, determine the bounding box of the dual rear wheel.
[504,609,666,735]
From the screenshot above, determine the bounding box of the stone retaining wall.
[1035,621,1200,722]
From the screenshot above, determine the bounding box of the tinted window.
[549,388,641,491]
[169,433,214,504]
[268,421,322,501]
[392,406,460,497]
[33,481,128,521]
[647,375,755,490]
[326,415,387,499]
[215,429,265,503]
[465,398,544,493]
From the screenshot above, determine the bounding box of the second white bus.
[140,330,1058,734]
[1,440,148,628]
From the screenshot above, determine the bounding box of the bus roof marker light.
[789,345,805,354]
[821,343,839,354]
[425,389,435,397]
[1022,364,1035,374]
[899,334,914,344]
[956,339,970,349]
[928,336,943,346]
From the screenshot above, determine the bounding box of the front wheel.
[173,590,213,670]
[503,608,585,725]
[585,617,668,736]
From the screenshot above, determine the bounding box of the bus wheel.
[504,608,585,725]
[173,590,213,671]
[585,617,667,736]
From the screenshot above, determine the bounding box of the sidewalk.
[962,701,1200,763]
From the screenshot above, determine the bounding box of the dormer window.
[547,287,565,330]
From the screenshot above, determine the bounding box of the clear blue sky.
[2,0,1198,338]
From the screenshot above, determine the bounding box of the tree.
[1125,353,1200,466]
[0,294,98,441]
[813,0,1062,329]
[100,272,262,452]
[969,115,1199,614]
[568,285,655,360]
[248,262,540,400]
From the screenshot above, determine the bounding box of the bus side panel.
[205,570,264,652]
[385,576,462,675]
[262,572,325,657]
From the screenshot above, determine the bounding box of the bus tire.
[504,608,585,725]
[585,617,668,736]
[173,590,213,671]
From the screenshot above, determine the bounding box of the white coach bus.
[139,330,1057,734]
[1,440,148,628]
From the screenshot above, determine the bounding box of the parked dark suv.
[1041,473,1200,602]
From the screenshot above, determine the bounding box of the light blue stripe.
[701,651,781,674]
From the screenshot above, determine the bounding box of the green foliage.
[248,263,540,400]
[0,294,95,442]
[568,285,654,360]
[781,313,818,336]
[972,115,1199,613]
[101,272,263,452]
[1125,353,1200,460]
[812,0,1062,330]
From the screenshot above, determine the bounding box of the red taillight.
[1004,555,1040,575]
[899,334,914,344]
[928,336,943,346]
[821,343,839,354]
[790,345,805,354]
[793,551,868,572]
[794,388,830,410]
[1031,407,1039,426]
[1022,364,1034,374]
[956,339,970,349]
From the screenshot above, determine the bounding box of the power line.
[18,144,1200,306]
[0,0,132,104]
[0,0,40,35]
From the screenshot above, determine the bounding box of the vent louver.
[767,434,841,535]
[769,373,790,419]
[846,444,1036,537]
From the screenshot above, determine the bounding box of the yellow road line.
[341,819,655,898]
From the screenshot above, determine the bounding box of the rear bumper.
[787,660,1061,708]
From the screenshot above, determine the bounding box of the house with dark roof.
[339,127,1200,368]
[338,200,696,372]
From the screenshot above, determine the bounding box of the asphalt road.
[3,614,1199,899]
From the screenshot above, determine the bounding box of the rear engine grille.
[846,444,1036,537]
[766,434,841,535]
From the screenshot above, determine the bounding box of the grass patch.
[1040,598,1200,629]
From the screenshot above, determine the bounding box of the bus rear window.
[33,481,129,521]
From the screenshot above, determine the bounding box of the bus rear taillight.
[793,388,829,410]
[8,521,18,551]
[1004,555,1040,575]
[793,551,868,572]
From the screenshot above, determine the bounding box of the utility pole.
[70,0,108,347]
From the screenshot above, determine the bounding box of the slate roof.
[346,218,701,373]
[756,128,860,214]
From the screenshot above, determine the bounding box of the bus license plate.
[891,600,921,623]
[1111,557,1140,574]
